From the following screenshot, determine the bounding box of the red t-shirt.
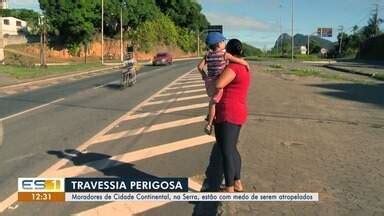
[215,63,250,125]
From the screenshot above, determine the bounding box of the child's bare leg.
[208,100,215,126]
[204,100,215,135]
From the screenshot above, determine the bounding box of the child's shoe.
[204,124,213,135]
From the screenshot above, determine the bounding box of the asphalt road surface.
[0,60,215,215]
[1,60,383,215]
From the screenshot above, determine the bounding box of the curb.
[0,65,123,90]
[324,65,384,81]
[324,64,373,77]
[0,57,199,90]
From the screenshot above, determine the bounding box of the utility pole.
[279,1,283,56]
[338,25,344,55]
[39,15,47,67]
[120,6,123,63]
[43,17,46,67]
[197,30,200,57]
[101,0,104,65]
[291,0,294,63]
[0,13,4,64]
[307,34,310,55]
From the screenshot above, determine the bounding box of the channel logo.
[18,178,64,192]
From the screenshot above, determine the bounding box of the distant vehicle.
[152,52,172,66]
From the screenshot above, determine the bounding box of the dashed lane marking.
[0,98,65,122]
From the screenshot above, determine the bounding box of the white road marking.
[173,80,203,85]
[0,67,212,216]
[3,153,36,164]
[0,98,65,122]
[74,179,203,216]
[167,84,203,90]
[0,69,196,213]
[155,89,206,97]
[50,135,215,177]
[2,90,18,95]
[144,94,207,106]
[121,103,207,121]
[90,116,205,145]
[179,78,203,82]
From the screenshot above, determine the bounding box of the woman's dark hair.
[226,39,243,57]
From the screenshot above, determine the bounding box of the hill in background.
[273,33,335,53]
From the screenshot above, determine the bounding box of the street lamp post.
[291,0,294,63]
[39,15,47,67]
[0,13,4,64]
[101,0,104,65]
[197,30,200,57]
[120,6,123,62]
[197,29,209,57]
[338,25,344,55]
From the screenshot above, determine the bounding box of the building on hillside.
[0,0,8,9]
[0,17,27,36]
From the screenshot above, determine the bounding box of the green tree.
[131,13,178,53]
[99,0,160,37]
[242,43,263,57]
[154,0,209,31]
[362,12,383,39]
[134,21,157,53]
[39,0,98,55]
[177,27,197,52]
[154,14,178,46]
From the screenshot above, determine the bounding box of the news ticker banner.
[18,178,319,202]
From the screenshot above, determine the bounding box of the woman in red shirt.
[215,39,250,192]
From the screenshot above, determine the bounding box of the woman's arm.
[224,53,249,70]
[216,67,236,89]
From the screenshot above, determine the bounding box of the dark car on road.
[152,52,173,66]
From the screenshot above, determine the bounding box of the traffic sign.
[208,25,223,34]
[321,48,327,54]
[317,28,332,37]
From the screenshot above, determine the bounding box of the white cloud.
[8,0,40,11]
[205,12,277,32]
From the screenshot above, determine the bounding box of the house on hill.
[0,0,29,62]
[0,0,8,9]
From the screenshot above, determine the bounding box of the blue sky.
[197,0,384,48]
[8,0,384,49]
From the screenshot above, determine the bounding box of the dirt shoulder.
[222,63,384,215]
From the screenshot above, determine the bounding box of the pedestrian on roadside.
[214,39,251,192]
[197,32,249,135]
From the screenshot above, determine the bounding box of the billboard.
[208,25,223,33]
[317,28,333,37]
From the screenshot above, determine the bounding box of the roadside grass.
[294,54,321,61]
[260,66,374,84]
[269,64,283,69]
[0,63,111,80]
[372,73,384,81]
[247,55,322,61]
[289,68,321,77]
[245,56,261,61]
